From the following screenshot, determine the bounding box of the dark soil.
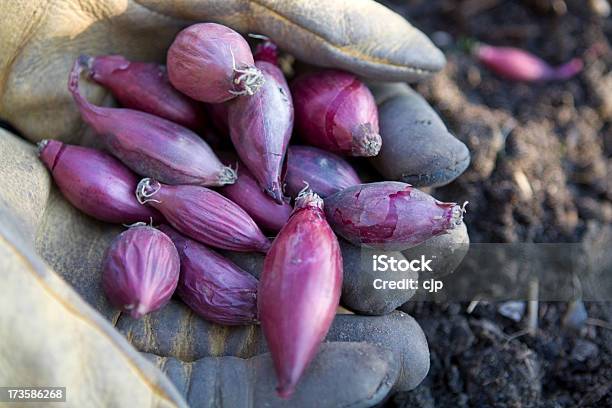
[381,0,611,406]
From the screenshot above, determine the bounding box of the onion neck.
[136,178,163,205]
[230,64,265,96]
[68,56,108,126]
[295,185,324,212]
[352,123,382,156]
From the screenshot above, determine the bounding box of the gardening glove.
[0,1,470,406]
[0,129,428,407]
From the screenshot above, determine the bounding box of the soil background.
[382,1,611,407]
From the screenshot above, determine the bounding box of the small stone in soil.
[570,339,599,362]
[498,301,526,322]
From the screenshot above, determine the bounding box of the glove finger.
[339,239,418,315]
[137,0,445,81]
[116,302,430,392]
[368,82,471,188]
[402,222,470,281]
[143,342,398,408]
[0,130,186,408]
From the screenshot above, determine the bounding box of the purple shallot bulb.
[284,145,361,198]
[102,225,179,318]
[38,139,160,224]
[258,189,342,398]
[475,44,583,82]
[82,54,206,130]
[218,153,292,233]
[324,182,466,251]
[228,39,293,203]
[136,178,271,253]
[291,70,381,157]
[167,23,264,103]
[69,58,235,187]
[159,225,258,325]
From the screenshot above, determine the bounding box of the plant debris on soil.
[381,0,611,407]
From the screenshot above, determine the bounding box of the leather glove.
[0,1,469,407]
[0,133,428,406]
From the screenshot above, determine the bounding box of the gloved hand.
[0,1,469,407]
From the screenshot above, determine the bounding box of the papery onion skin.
[167,23,264,103]
[160,225,258,326]
[136,178,271,253]
[324,182,465,251]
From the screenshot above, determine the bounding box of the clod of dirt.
[459,343,541,407]
[570,339,599,362]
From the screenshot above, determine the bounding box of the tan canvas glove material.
[0,130,187,408]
